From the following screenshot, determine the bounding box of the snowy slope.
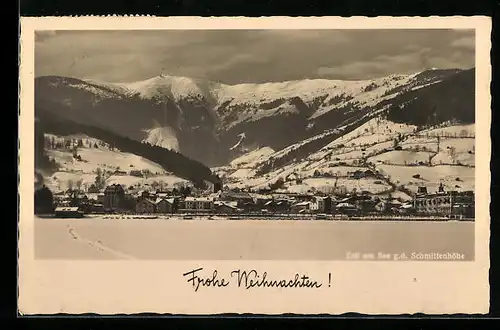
[87,75,221,104]
[36,68,472,166]
[229,147,275,167]
[43,134,188,192]
[214,120,475,198]
[142,126,180,151]
[82,69,456,132]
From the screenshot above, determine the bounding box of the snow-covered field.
[286,177,391,194]
[105,174,189,188]
[422,124,475,137]
[35,217,474,260]
[43,134,187,192]
[369,151,434,165]
[376,164,475,193]
[216,122,475,196]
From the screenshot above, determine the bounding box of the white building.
[183,197,214,211]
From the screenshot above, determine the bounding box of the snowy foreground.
[35,216,474,260]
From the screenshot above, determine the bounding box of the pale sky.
[35,29,475,84]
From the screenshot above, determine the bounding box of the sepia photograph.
[19,16,491,315]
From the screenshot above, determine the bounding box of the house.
[220,191,254,207]
[451,202,474,219]
[291,201,311,214]
[335,202,359,216]
[123,193,137,212]
[181,197,214,213]
[65,190,88,207]
[214,201,239,214]
[375,201,387,213]
[262,199,290,213]
[450,191,474,218]
[54,206,84,218]
[129,169,143,177]
[386,199,403,213]
[413,186,474,217]
[156,192,170,199]
[135,198,156,214]
[97,193,105,204]
[156,197,176,213]
[103,184,125,211]
[140,190,155,200]
[355,195,377,214]
[252,194,272,207]
[398,203,415,215]
[337,196,354,205]
[294,193,314,202]
[364,169,375,177]
[310,196,332,213]
[416,186,428,195]
[89,203,105,214]
[349,170,365,179]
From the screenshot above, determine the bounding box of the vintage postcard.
[19,16,491,315]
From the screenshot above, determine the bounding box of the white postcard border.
[19,16,491,315]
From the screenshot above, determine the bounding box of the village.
[35,175,475,221]
[33,120,475,222]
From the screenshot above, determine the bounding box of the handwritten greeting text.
[182,267,325,292]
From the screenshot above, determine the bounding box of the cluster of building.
[412,184,475,219]
[50,181,474,219]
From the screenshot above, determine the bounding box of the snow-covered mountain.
[35,68,474,167]
[214,120,475,200]
[142,126,180,151]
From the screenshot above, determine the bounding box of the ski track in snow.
[66,225,136,260]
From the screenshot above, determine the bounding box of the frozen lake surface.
[34,216,475,260]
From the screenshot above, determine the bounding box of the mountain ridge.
[35,68,474,167]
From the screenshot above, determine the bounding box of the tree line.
[386,68,475,127]
[35,110,221,189]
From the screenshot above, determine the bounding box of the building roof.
[55,207,80,212]
[221,191,253,199]
[104,184,124,192]
[156,197,175,205]
[453,203,474,207]
[214,201,238,209]
[336,202,356,208]
[185,197,214,202]
[250,193,272,200]
[139,198,155,205]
